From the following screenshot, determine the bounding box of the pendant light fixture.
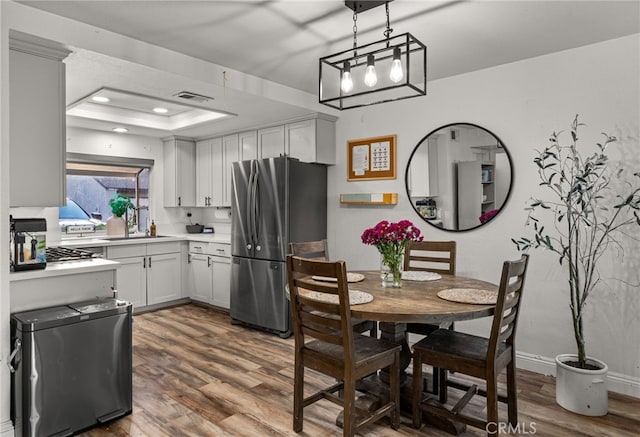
[319,0,426,110]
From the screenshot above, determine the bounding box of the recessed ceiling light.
[92,96,110,103]
[112,127,129,133]
[153,107,169,114]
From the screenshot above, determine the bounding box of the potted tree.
[106,193,133,236]
[513,116,639,416]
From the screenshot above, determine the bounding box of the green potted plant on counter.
[513,115,640,416]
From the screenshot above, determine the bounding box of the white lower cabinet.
[147,252,182,305]
[112,256,147,308]
[107,242,182,310]
[188,242,231,309]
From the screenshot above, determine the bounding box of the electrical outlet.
[186,212,192,218]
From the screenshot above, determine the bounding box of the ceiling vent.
[173,91,214,103]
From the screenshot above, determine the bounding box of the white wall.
[328,34,640,396]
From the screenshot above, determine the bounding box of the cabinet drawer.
[209,243,230,258]
[189,241,208,254]
[147,241,181,255]
[107,244,146,259]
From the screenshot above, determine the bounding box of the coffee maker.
[10,216,47,271]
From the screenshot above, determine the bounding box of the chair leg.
[390,351,400,430]
[342,377,356,437]
[438,367,448,404]
[412,350,423,429]
[506,359,518,426]
[486,371,499,436]
[370,322,378,339]
[293,356,304,432]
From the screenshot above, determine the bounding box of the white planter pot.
[106,215,126,236]
[555,354,608,416]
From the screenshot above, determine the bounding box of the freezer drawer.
[230,257,290,337]
[10,298,132,437]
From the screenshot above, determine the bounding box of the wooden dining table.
[348,270,498,378]
[344,270,497,433]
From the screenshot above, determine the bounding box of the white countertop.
[54,233,231,247]
[9,258,120,282]
[11,233,231,282]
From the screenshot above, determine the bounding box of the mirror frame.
[404,122,514,232]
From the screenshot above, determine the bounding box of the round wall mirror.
[405,123,513,231]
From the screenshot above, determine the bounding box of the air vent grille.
[173,91,214,103]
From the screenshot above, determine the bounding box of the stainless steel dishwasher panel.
[11,299,132,437]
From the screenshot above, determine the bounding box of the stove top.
[46,247,97,263]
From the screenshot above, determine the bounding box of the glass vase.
[380,253,403,288]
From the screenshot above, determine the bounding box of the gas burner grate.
[46,247,97,263]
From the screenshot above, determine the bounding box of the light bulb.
[341,61,354,93]
[389,47,404,83]
[364,54,377,87]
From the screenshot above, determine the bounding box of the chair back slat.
[488,254,529,359]
[404,241,456,275]
[287,255,354,356]
[290,240,329,260]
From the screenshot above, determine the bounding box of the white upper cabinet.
[409,138,439,197]
[257,125,285,159]
[196,139,212,207]
[222,134,239,206]
[9,32,70,207]
[239,130,258,161]
[196,135,237,207]
[285,117,336,165]
[163,137,196,207]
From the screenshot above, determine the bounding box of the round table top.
[346,271,498,324]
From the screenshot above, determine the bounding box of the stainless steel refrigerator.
[230,156,327,337]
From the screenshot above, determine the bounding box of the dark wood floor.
[83,304,639,436]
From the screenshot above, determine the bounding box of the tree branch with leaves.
[513,115,640,368]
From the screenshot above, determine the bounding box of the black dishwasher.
[10,298,133,437]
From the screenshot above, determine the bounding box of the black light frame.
[319,32,427,111]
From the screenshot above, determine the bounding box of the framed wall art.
[347,134,396,181]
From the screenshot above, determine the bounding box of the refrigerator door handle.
[247,160,256,249]
[253,161,261,251]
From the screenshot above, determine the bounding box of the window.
[61,153,153,235]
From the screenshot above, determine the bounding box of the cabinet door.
[239,130,258,161]
[258,125,285,159]
[409,145,430,197]
[427,138,439,196]
[195,140,212,207]
[457,161,482,230]
[223,134,239,206]
[163,139,196,207]
[147,252,182,305]
[211,257,231,309]
[208,137,224,206]
[286,119,316,163]
[189,253,213,303]
[113,256,147,309]
[9,46,68,207]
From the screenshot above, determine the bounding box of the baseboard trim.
[516,351,640,398]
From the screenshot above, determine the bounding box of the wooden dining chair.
[404,240,457,335]
[411,254,530,435]
[290,240,377,338]
[404,241,457,394]
[286,255,401,436]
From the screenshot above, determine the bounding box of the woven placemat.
[437,288,497,305]
[402,271,442,281]
[303,289,373,305]
[311,272,365,283]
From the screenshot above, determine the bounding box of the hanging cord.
[352,10,358,57]
[383,1,393,47]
